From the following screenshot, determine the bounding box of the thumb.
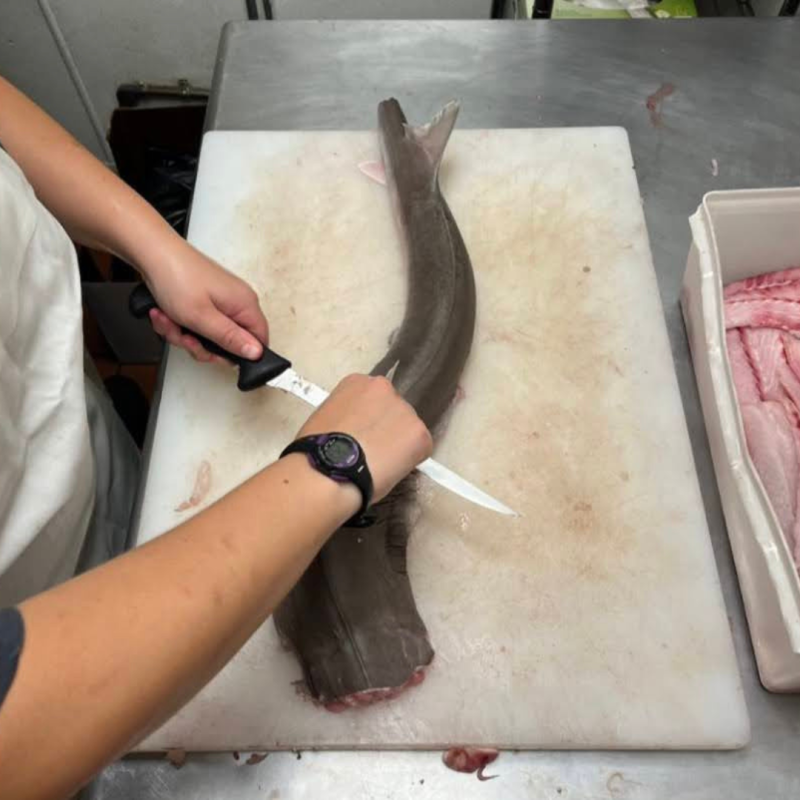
[225,302,270,349]
[212,289,270,348]
[196,308,264,360]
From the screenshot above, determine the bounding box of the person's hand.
[145,245,269,363]
[296,374,433,503]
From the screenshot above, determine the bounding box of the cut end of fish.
[322,667,427,713]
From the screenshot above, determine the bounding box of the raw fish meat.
[724,267,800,569]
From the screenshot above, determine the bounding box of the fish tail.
[379,98,460,177]
[407,100,460,175]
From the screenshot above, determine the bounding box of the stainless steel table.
[87,20,800,800]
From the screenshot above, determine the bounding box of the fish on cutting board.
[274,98,476,708]
[137,124,750,751]
[724,266,800,570]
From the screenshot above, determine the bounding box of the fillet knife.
[130,284,516,517]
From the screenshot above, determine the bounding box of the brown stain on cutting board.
[232,141,393,290]
[445,163,645,587]
[225,137,403,391]
[412,143,701,711]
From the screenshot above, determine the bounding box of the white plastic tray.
[682,188,800,691]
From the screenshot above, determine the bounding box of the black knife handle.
[129,283,291,392]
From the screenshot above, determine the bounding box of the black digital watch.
[280,433,375,528]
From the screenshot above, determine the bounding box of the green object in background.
[541,0,697,18]
[551,2,629,18]
[654,0,698,16]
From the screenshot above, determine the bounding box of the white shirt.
[0,148,94,606]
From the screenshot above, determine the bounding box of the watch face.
[319,435,359,469]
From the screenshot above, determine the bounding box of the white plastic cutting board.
[134,127,749,751]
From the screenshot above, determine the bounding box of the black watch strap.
[280,433,375,528]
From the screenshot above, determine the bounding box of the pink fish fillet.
[724,268,800,569]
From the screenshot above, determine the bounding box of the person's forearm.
[0,454,358,800]
[0,76,182,279]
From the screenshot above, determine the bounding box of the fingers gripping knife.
[129,283,291,391]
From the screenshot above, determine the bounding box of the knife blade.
[269,369,517,517]
[130,284,517,516]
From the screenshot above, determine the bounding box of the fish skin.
[274,99,476,707]
[372,99,476,426]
